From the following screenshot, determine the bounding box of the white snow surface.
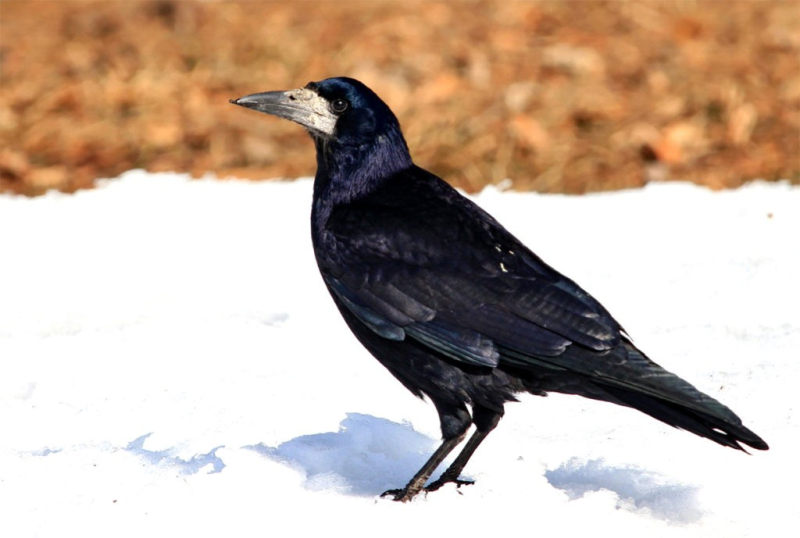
[1,171,798,537]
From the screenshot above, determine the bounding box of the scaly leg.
[425,428,490,492]
[381,431,467,502]
[426,405,502,493]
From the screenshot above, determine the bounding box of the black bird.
[230,77,768,501]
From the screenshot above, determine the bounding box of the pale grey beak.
[230,87,337,136]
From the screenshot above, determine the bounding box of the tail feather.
[600,384,769,452]
[507,336,769,451]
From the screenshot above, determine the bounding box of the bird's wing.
[321,179,749,426]
[320,169,624,371]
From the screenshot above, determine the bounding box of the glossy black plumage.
[231,77,768,501]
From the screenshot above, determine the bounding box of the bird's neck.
[311,129,412,225]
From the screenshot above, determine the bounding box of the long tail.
[517,340,769,452]
[598,382,769,452]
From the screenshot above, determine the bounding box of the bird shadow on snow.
[545,458,703,523]
[122,415,702,523]
[245,413,443,496]
[246,413,702,523]
[125,433,226,475]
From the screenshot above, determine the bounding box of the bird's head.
[232,77,413,199]
[231,77,404,148]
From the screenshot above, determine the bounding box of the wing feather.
[321,166,625,374]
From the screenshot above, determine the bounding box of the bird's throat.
[313,131,412,207]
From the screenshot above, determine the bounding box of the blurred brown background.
[1,0,798,196]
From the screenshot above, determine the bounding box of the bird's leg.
[382,400,472,502]
[381,431,467,502]
[424,429,489,492]
[426,406,502,493]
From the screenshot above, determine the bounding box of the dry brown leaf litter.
[1,0,798,196]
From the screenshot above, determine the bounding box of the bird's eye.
[330,98,349,113]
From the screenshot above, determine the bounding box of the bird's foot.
[380,476,475,502]
[380,478,474,502]
[425,477,474,493]
[380,487,419,502]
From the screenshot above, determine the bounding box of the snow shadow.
[247,413,443,496]
[545,457,703,523]
[125,433,226,475]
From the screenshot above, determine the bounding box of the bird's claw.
[380,478,475,502]
[425,477,474,493]
[380,488,416,502]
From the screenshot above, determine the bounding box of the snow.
[1,171,798,537]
